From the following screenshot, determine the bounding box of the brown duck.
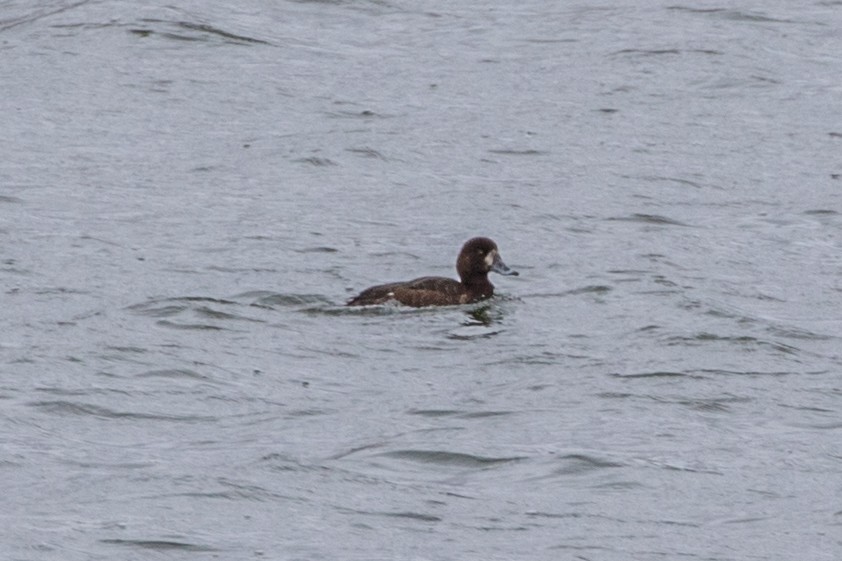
[347,237,518,307]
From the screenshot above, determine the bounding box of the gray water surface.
[2,1,841,560]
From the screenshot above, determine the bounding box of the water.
[2,1,841,559]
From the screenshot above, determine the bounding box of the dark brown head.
[456,237,519,284]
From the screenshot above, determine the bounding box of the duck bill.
[491,253,519,276]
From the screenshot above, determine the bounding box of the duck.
[347,237,518,307]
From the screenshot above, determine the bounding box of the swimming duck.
[347,237,518,307]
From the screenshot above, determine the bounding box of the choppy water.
[2,1,842,560]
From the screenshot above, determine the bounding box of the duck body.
[347,237,517,308]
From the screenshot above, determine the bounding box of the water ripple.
[380,450,525,468]
[407,409,513,419]
[135,368,208,380]
[342,508,442,523]
[611,371,694,379]
[28,400,216,422]
[664,333,801,355]
[131,19,270,45]
[606,213,690,227]
[549,454,625,475]
[101,539,218,552]
[127,296,238,317]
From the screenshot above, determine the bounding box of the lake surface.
[2,1,841,560]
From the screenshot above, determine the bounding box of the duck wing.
[347,276,464,307]
[390,276,465,307]
[346,281,403,306]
